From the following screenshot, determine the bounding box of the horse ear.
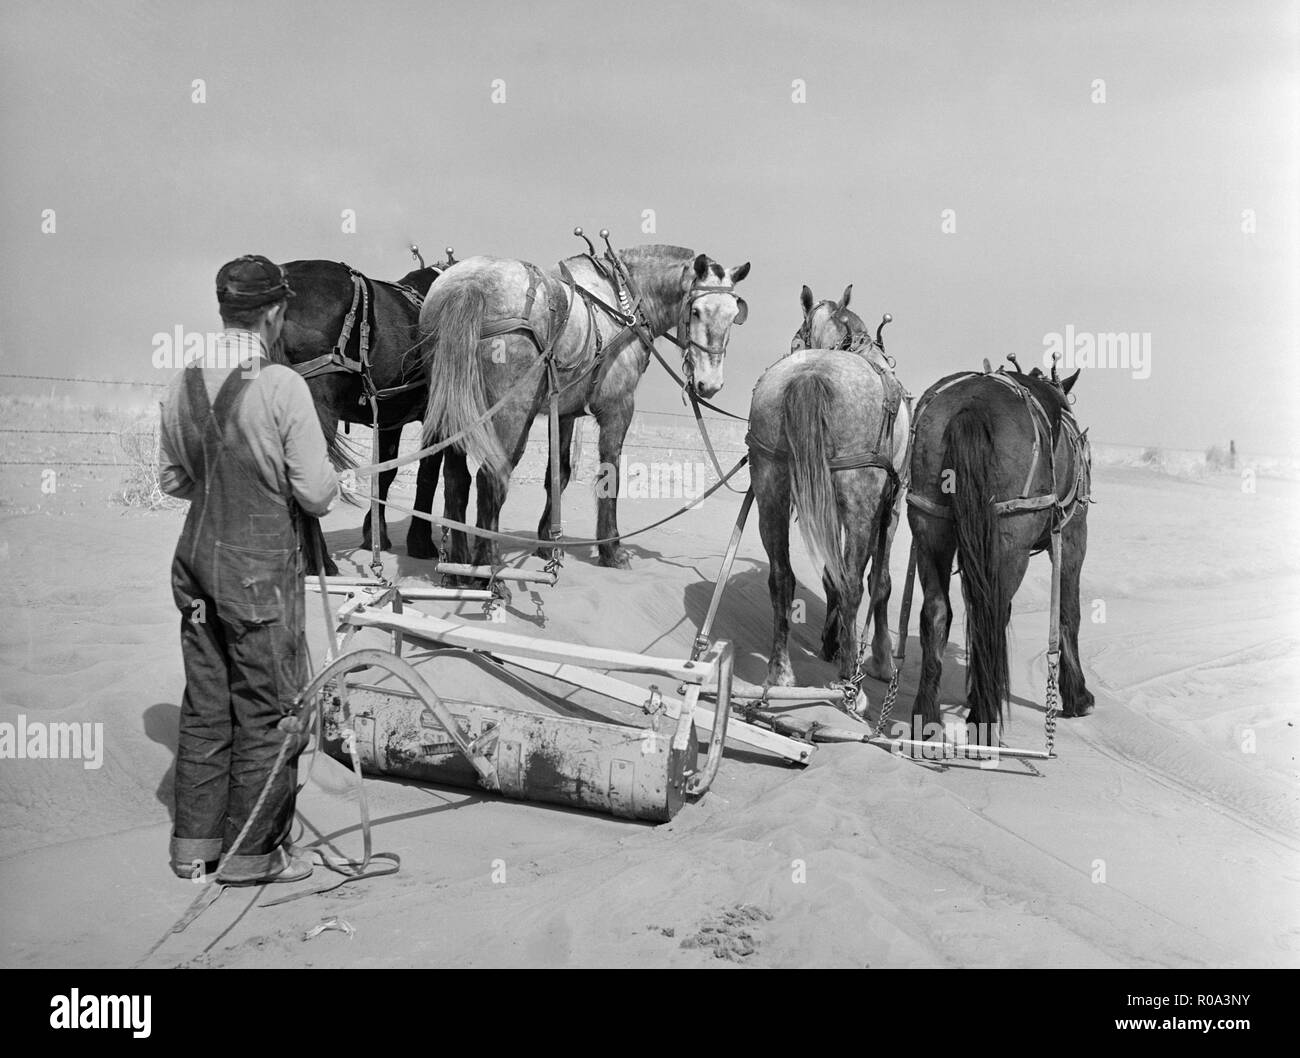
[1062,368,1082,394]
[733,298,748,325]
[800,285,814,314]
[838,284,852,310]
[728,262,751,284]
[693,254,710,280]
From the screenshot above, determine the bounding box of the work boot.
[217,846,314,886]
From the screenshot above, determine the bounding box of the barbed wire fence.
[0,372,751,494]
[6,371,1280,487]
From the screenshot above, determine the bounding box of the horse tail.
[944,406,1009,729]
[421,284,508,481]
[782,373,849,599]
[323,428,357,474]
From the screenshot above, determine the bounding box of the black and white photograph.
[0,0,1295,1003]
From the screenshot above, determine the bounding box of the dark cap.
[216,255,294,309]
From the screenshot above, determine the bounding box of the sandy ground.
[1,401,1298,969]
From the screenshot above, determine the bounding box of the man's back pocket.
[214,542,292,623]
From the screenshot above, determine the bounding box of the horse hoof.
[819,642,839,663]
[765,662,796,688]
[863,658,895,682]
[406,538,438,561]
[599,548,632,570]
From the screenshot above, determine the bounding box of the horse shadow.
[678,563,1042,720]
[325,515,677,577]
[680,564,835,688]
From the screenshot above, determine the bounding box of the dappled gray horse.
[745,285,909,706]
[420,242,750,569]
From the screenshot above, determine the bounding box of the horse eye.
[691,308,701,319]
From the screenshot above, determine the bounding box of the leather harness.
[905,369,1091,531]
[291,268,433,405]
[745,327,909,485]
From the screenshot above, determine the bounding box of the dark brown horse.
[746,285,909,708]
[420,242,750,569]
[275,260,442,573]
[906,364,1093,739]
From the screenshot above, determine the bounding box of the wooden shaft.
[695,489,754,654]
[345,609,719,685]
[867,737,1054,761]
[700,679,841,703]
[429,564,557,585]
[491,654,815,764]
[306,579,493,605]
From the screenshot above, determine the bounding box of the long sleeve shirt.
[157,330,338,517]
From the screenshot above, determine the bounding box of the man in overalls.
[159,255,338,885]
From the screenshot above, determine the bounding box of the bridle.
[793,302,893,366]
[672,279,748,390]
[572,229,747,396]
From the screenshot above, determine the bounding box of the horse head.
[791,284,871,353]
[677,254,750,399]
[394,266,442,299]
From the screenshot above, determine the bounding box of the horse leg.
[470,408,535,569]
[405,448,444,560]
[471,468,503,569]
[754,457,796,687]
[1058,512,1095,717]
[441,449,473,566]
[535,413,576,558]
[819,569,841,662]
[910,515,955,732]
[833,477,877,685]
[594,403,634,568]
[969,541,1033,743]
[361,427,400,552]
[862,480,901,681]
[302,516,338,578]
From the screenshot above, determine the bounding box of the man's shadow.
[145,702,181,822]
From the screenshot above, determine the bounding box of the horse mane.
[617,244,700,270]
[566,244,703,333]
[393,266,441,296]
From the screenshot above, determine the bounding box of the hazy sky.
[2,0,1295,452]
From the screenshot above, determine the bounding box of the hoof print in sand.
[680,904,772,961]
